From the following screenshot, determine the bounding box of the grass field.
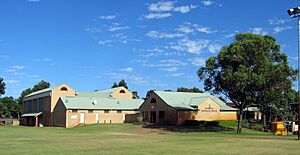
[0,124,299,155]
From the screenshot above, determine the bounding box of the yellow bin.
[271,122,287,136]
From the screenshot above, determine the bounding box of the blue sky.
[0,0,299,98]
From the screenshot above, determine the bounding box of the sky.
[0,0,299,98]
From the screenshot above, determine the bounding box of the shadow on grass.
[142,124,235,133]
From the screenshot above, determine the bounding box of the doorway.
[150,111,156,123]
[80,113,85,124]
[95,112,99,123]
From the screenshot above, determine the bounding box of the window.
[104,110,109,113]
[33,99,38,112]
[60,87,68,91]
[28,100,32,113]
[117,110,122,113]
[72,110,77,113]
[88,110,93,113]
[159,111,165,119]
[150,98,157,104]
[119,90,126,93]
[39,98,43,112]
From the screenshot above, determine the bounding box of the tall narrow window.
[39,98,43,112]
[33,99,38,112]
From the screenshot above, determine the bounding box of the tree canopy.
[177,87,203,93]
[198,33,297,133]
[111,79,128,89]
[0,77,5,96]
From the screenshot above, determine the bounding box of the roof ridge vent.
[92,100,97,105]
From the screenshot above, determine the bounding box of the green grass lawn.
[0,124,299,155]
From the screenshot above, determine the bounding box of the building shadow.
[142,124,235,133]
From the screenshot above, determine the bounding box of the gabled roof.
[76,87,127,98]
[24,84,73,98]
[154,91,236,111]
[61,96,143,110]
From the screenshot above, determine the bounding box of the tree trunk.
[263,113,267,126]
[237,109,243,133]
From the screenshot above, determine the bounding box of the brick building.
[21,84,143,128]
[139,91,237,125]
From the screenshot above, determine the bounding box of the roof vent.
[65,99,68,103]
[92,100,97,105]
[117,101,120,104]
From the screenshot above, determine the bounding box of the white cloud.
[208,44,222,53]
[120,67,134,72]
[250,27,268,35]
[108,23,129,32]
[164,73,184,77]
[273,26,293,34]
[0,55,10,59]
[99,15,116,20]
[201,0,214,6]
[268,18,289,25]
[160,67,179,72]
[37,58,52,62]
[148,1,175,12]
[11,65,25,70]
[190,57,206,66]
[173,5,197,14]
[85,27,101,33]
[143,13,172,19]
[146,30,184,39]
[196,26,217,34]
[98,40,112,45]
[5,79,19,84]
[143,1,197,20]
[224,33,235,38]
[173,39,209,54]
[177,25,194,34]
[144,59,187,68]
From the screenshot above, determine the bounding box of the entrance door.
[95,112,99,123]
[80,113,85,124]
[150,111,156,123]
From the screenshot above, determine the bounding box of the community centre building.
[139,91,237,125]
[21,84,144,128]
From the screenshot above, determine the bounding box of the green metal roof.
[61,96,144,110]
[21,112,42,117]
[154,91,236,111]
[76,87,125,98]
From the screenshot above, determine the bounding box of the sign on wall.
[201,103,218,112]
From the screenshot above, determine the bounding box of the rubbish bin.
[271,122,287,136]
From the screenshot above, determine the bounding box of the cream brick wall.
[111,87,133,99]
[66,109,138,128]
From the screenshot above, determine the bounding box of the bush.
[218,120,237,128]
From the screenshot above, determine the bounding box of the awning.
[21,112,42,117]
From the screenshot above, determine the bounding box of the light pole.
[287,6,300,140]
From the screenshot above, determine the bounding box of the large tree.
[0,77,5,96]
[198,33,297,133]
[0,96,20,118]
